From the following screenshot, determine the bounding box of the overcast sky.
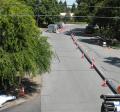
[58,0,76,5]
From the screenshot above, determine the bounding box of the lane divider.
[101,80,108,87]
[90,56,95,69]
[81,53,84,59]
[90,60,94,69]
[70,33,118,94]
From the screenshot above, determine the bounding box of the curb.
[0,76,41,112]
[71,34,118,94]
[0,98,26,112]
[0,91,41,112]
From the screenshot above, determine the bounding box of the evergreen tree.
[38,0,60,25]
[75,0,104,22]
[93,0,120,41]
[19,0,60,25]
[59,0,68,13]
[71,3,76,13]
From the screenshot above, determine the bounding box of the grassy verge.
[65,21,88,24]
[111,44,120,49]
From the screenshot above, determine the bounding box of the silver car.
[48,24,58,33]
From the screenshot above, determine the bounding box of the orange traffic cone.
[92,56,95,62]
[73,38,76,44]
[81,53,84,59]
[75,42,78,47]
[19,86,25,97]
[90,56,95,69]
[71,33,74,37]
[90,61,94,69]
[71,37,74,43]
[101,80,107,87]
[73,36,77,41]
[117,85,120,94]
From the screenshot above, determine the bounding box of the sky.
[58,0,76,5]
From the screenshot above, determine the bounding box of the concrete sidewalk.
[41,32,111,112]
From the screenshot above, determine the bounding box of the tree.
[0,0,52,89]
[63,1,67,11]
[19,0,60,25]
[71,3,76,13]
[75,0,104,22]
[75,2,89,22]
[37,0,60,25]
[76,0,81,5]
[59,0,65,12]
[75,0,120,41]
[93,0,120,41]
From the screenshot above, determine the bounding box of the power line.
[0,14,120,19]
[77,5,120,9]
[73,15,120,19]
[0,3,120,9]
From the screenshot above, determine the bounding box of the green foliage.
[0,0,52,88]
[58,0,68,12]
[75,0,104,22]
[18,0,60,25]
[71,3,76,13]
[37,0,60,25]
[75,2,89,22]
[93,0,120,41]
[76,0,120,41]
[59,0,66,12]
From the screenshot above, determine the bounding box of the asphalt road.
[67,24,120,88]
[41,29,111,112]
[1,24,118,112]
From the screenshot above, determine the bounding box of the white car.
[48,24,58,33]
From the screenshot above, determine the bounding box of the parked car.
[85,24,98,34]
[48,24,58,33]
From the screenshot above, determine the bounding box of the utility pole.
[36,0,41,26]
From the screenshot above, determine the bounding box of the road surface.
[41,29,111,112]
[67,24,120,88]
[1,24,118,112]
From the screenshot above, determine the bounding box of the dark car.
[85,24,98,34]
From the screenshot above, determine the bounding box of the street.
[41,26,111,112]
[68,24,120,87]
[1,0,120,111]
[1,24,120,112]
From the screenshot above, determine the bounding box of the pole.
[36,0,41,26]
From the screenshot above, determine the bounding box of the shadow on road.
[104,57,120,68]
[77,38,103,46]
[0,78,40,97]
[64,28,94,37]
[22,78,40,96]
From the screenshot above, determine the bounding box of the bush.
[0,0,52,89]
